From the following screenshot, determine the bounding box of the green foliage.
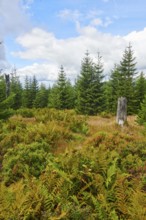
[0,75,6,102]
[0,45,143,118]
[137,95,146,125]
[10,71,23,109]
[0,109,88,180]
[16,108,35,117]
[0,114,146,219]
[34,83,49,108]
[92,52,104,113]
[135,72,146,112]
[105,157,118,189]
[2,142,51,185]
[0,44,146,218]
[76,51,104,115]
[0,74,16,120]
[22,75,39,108]
[0,93,15,120]
[100,111,113,118]
[105,44,138,115]
[118,44,137,114]
[0,46,142,117]
[48,66,75,110]
[106,65,120,113]
[0,107,146,218]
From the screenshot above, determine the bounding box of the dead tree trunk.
[116,97,127,126]
[5,74,10,98]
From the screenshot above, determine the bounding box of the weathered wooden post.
[5,74,10,98]
[116,97,127,126]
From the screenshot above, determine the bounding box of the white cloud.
[57,9,81,22]
[0,0,30,37]
[13,27,124,82]
[0,41,5,60]
[0,0,31,69]
[0,41,10,69]
[18,62,58,83]
[90,17,112,27]
[124,28,146,70]
[90,18,103,26]
[13,26,146,84]
[57,8,108,27]
[18,62,77,86]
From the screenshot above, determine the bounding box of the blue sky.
[0,0,146,84]
[30,0,145,36]
[22,0,146,36]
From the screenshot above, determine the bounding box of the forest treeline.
[0,45,146,219]
[1,44,146,119]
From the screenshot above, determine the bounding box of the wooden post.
[116,97,127,126]
[5,74,10,98]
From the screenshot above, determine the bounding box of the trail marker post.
[116,97,127,126]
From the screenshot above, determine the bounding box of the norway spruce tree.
[31,75,39,107]
[10,70,22,109]
[106,65,121,113]
[0,74,15,119]
[76,51,94,115]
[92,52,104,113]
[22,75,38,108]
[118,44,137,114]
[137,95,146,125]
[22,76,31,108]
[48,66,75,109]
[76,51,104,115]
[135,72,146,112]
[48,85,59,109]
[34,83,48,108]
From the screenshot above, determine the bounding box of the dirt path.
[88,116,115,127]
[88,115,137,128]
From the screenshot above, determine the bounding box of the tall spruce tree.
[92,52,104,113]
[34,83,48,108]
[22,75,38,108]
[118,44,137,114]
[0,74,15,119]
[106,65,121,113]
[48,66,74,109]
[76,51,95,115]
[48,85,59,109]
[10,69,22,109]
[31,75,39,107]
[76,51,104,115]
[22,76,31,108]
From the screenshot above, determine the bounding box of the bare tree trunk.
[116,97,127,126]
[5,74,10,98]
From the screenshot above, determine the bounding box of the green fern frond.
[106,157,118,189]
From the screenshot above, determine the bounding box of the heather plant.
[1,140,146,219]
[16,108,35,118]
[2,142,52,185]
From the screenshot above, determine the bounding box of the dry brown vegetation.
[0,109,146,219]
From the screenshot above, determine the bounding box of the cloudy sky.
[0,0,146,85]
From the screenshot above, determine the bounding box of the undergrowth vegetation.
[0,109,146,219]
